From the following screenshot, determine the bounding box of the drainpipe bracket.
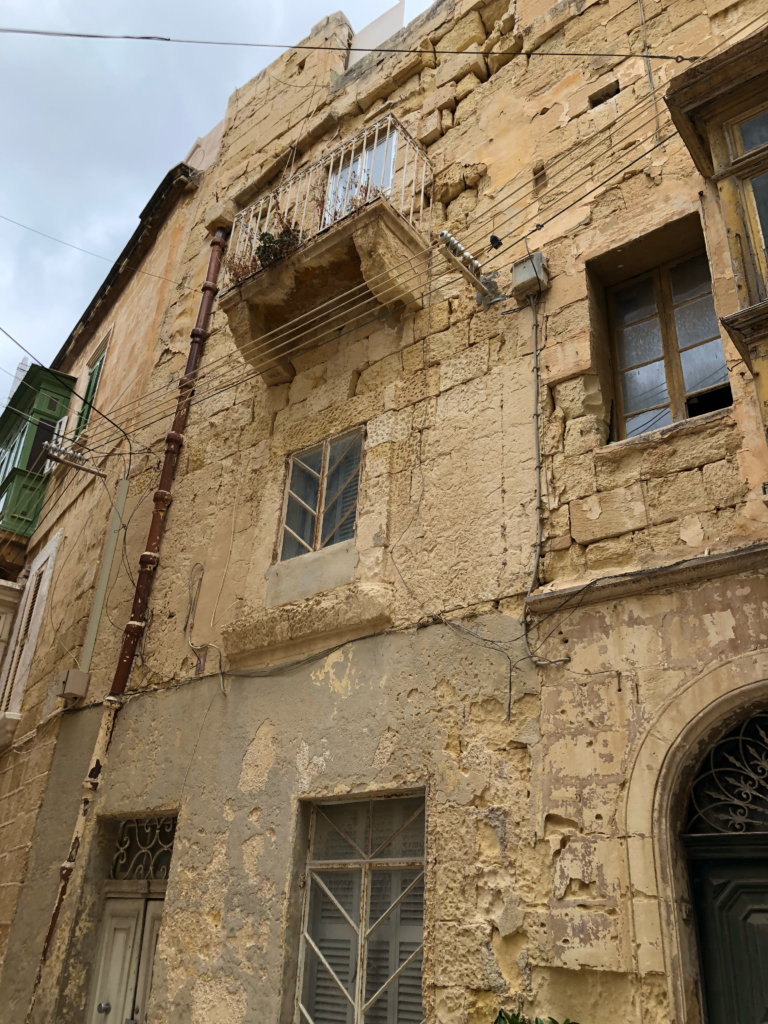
[153,489,174,508]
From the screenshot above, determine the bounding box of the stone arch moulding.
[621,647,768,1024]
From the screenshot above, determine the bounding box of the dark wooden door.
[685,834,768,1024]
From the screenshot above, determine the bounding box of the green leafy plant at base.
[494,1009,581,1024]
[254,226,302,268]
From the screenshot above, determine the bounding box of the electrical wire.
[0,324,134,474]
[0,214,193,294]
[14,87,676,454]
[64,101,678,449]
[0,26,700,61]
[77,122,674,454]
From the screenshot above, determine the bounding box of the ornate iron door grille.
[295,796,426,1024]
[686,713,768,833]
[110,816,178,881]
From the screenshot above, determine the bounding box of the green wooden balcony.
[0,468,47,538]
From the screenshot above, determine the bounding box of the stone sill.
[265,538,358,608]
[0,711,21,752]
[528,541,768,613]
[595,408,736,466]
[220,581,394,670]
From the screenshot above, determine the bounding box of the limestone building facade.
[1,1,768,1022]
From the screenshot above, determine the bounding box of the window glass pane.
[680,337,729,395]
[669,253,712,304]
[284,494,315,550]
[367,133,397,192]
[365,870,423,1024]
[305,871,360,1024]
[322,478,360,546]
[326,435,362,504]
[290,460,320,510]
[313,803,370,860]
[673,293,720,350]
[621,359,669,414]
[296,445,323,475]
[322,435,362,546]
[752,172,768,254]
[281,532,308,561]
[625,406,671,438]
[370,798,425,859]
[616,317,663,369]
[613,276,657,328]
[741,110,768,153]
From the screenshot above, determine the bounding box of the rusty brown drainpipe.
[25,228,227,1023]
[110,226,227,695]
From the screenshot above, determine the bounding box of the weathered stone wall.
[2,0,768,1020]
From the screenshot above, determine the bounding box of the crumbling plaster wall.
[19,563,768,1024]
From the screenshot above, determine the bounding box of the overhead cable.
[0,26,699,61]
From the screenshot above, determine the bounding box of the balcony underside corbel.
[219,199,429,385]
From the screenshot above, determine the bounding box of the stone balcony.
[218,115,433,385]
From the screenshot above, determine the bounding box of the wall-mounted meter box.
[510,251,549,299]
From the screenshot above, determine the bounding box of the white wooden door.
[132,900,164,1023]
[88,898,143,1024]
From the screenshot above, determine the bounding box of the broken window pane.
[680,338,730,395]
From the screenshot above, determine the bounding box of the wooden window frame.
[725,98,768,290]
[608,248,729,440]
[700,77,768,305]
[278,429,364,561]
[294,795,426,1024]
[75,328,112,438]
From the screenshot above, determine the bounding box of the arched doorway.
[681,712,768,1023]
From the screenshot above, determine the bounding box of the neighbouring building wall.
[2,0,768,1021]
[0,179,204,980]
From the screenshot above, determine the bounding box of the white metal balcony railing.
[223,114,433,289]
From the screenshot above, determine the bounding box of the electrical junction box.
[55,668,90,699]
[510,251,549,299]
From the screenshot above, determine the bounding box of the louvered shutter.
[76,352,105,436]
[0,565,44,713]
[306,872,358,1024]
[364,871,424,1024]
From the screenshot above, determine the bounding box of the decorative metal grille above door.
[296,795,425,1024]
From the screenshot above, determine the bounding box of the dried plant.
[224,209,303,286]
[495,1011,581,1024]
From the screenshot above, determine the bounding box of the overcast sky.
[0,0,433,403]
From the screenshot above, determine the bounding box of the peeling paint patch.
[238,719,276,792]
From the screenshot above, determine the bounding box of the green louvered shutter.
[75,352,105,436]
